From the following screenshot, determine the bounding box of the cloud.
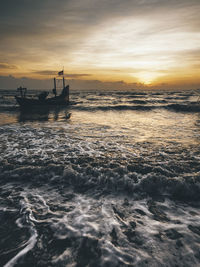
[32,70,58,76]
[0,0,200,86]
[176,49,200,62]
[0,63,17,69]
[1,0,199,41]
[32,70,92,78]
[66,74,92,78]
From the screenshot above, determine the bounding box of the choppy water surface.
[0,89,200,266]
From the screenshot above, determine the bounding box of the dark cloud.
[0,63,17,69]
[66,74,91,78]
[32,70,92,78]
[32,70,58,76]
[1,0,199,40]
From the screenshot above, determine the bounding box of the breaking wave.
[72,103,200,113]
[1,157,200,202]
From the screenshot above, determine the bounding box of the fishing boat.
[15,71,70,109]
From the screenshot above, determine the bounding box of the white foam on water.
[4,229,38,267]
[4,193,38,267]
[1,181,200,266]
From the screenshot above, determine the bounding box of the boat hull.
[15,96,70,109]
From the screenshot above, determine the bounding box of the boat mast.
[53,77,57,97]
[63,76,65,89]
[62,67,65,89]
[54,78,56,90]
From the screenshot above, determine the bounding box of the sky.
[0,0,200,90]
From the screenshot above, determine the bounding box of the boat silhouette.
[15,72,70,109]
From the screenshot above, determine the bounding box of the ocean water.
[0,89,200,266]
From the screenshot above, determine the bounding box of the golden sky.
[0,0,200,89]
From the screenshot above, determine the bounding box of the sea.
[0,88,200,267]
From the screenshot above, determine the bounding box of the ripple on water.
[1,186,200,266]
[0,98,200,265]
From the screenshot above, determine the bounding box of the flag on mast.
[58,70,64,76]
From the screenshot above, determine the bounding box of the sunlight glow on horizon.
[0,1,200,89]
[62,17,200,85]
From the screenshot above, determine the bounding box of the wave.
[115,91,148,96]
[127,100,148,104]
[72,104,155,111]
[72,103,200,113]
[1,158,199,202]
[166,103,200,112]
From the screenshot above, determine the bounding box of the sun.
[136,72,157,85]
